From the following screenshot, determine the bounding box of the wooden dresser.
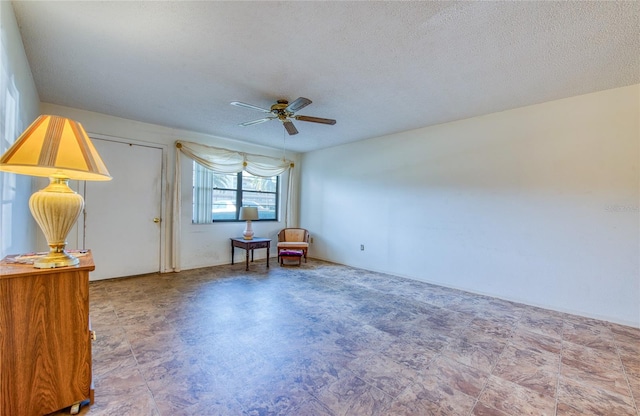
[0,252,95,416]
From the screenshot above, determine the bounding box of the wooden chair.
[277,228,309,263]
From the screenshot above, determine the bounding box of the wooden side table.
[230,237,271,271]
[0,252,95,416]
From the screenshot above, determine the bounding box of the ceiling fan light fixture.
[231,97,336,135]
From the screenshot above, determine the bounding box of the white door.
[83,138,163,280]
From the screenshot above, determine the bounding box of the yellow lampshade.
[0,115,111,180]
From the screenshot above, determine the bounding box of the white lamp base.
[243,220,254,240]
[29,176,84,268]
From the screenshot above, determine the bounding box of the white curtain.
[192,163,215,224]
[172,140,296,271]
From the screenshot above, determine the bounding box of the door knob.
[153,217,161,223]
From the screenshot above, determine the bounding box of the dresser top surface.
[0,251,95,278]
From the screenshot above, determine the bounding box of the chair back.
[279,228,309,243]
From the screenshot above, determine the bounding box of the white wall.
[0,1,40,258]
[300,84,640,328]
[40,103,300,272]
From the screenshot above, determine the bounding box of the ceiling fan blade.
[239,117,276,126]
[294,115,337,125]
[286,97,312,113]
[283,120,299,135]
[230,101,272,113]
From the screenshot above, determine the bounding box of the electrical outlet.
[310,237,314,244]
[360,244,365,251]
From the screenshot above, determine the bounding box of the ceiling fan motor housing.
[272,100,292,120]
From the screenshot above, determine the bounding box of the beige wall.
[301,84,640,327]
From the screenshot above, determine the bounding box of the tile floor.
[50,259,640,416]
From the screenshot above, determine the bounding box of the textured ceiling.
[11,1,640,153]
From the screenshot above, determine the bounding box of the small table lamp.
[239,206,259,240]
[0,115,112,268]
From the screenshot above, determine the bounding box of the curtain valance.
[176,140,293,176]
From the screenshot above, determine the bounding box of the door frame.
[75,133,169,275]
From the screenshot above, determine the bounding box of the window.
[192,162,278,223]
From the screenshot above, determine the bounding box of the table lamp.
[0,115,112,268]
[239,206,259,240]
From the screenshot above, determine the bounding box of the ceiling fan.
[230,97,336,135]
